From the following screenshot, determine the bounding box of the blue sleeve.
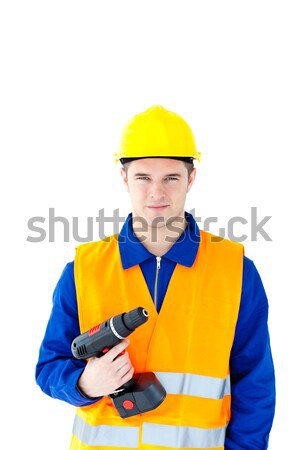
[225,257,276,450]
[35,262,100,406]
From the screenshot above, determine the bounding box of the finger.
[114,356,131,374]
[120,366,134,383]
[112,352,130,371]
[103,339,130,362]
[116,361,133,379]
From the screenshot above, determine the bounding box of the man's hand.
[77,339,134,398]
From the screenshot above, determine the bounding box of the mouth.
[146,205,169,210]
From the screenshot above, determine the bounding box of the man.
[36,105,275,450]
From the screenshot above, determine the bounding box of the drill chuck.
[122,307,148,331]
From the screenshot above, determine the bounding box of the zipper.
[153,256,161,310]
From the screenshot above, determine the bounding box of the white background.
[1,1,299,448]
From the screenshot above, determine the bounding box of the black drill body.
[71,306,166,418]
[71,307,148,359]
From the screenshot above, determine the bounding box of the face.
[120,158,196,228]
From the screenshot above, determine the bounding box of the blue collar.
[118,212,200,269]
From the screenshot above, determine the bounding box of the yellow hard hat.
[114,105,201,164]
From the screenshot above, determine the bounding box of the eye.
[165,177,179,182]
[136,176,150,182]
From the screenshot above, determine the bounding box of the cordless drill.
[71,306,166,418]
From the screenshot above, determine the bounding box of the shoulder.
[201,229,243,247]
[242,255,264,284]
[241,255,268,310]
[75,234,120,257]
[243,255,254,274]
[200,230,244,258]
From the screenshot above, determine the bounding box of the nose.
[149,181,166,200]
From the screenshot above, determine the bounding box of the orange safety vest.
[71,230,243,450]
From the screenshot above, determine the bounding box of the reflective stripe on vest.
[142,423,227,448]
[72,415,139,447]
[73,415,227,449]
[155,372,230,399]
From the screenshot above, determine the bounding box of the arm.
[225,257,276,450]
[35,262,99,406]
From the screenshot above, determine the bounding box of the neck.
[133,215,187,257]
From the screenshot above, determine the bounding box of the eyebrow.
[134,172,182,177]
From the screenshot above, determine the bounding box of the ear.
[187,168,196,193]
[120,167,129,192]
